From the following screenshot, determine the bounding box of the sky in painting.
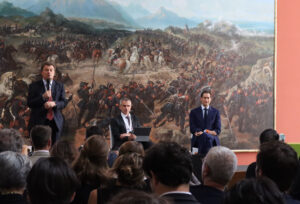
[109,0,275,23]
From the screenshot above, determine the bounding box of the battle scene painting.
[0,0,275,149]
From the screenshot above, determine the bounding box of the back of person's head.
[0,151,31,192]
[259,128,279,144]
[86,125,103,139]
[256,141,298,191]
[108,190,169,204]
[50,139,79,166]
[27,157,79,204]
[112,152,144,187]
[30,125,51,150]
[119,141,145,157]
[203,146,237,186]
[0,128,24,153]
[223,177,285,204]
[143,142,192,187]
[72,135,109,185]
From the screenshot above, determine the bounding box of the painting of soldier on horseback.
[0,0,274,149]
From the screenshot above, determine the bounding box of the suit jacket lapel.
[118,114,126,129]
[51,80,56,100]
[39,80,46,93]
[200,107,205,120]
[131,114,135,127]
[207,107,212,121]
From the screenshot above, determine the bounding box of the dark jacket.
[27,80,67,140]
[110,114,140,150]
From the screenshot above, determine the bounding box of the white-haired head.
[202,146,237,186]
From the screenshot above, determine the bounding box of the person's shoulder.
[53,80,64,87]
[190,184,213,191]
[284,194,300,204]
[210,106,219,112]
[131,113,139,120]
[29,79,42,86]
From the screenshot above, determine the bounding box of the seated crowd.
[0,126,300,204]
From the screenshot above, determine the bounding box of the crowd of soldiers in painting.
[0,24,273,144]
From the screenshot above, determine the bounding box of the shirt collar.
[201,105,209,110]
[121,112,131,118]
[160,191,192,197]
[34,150,50,153]
[42,79,53,86]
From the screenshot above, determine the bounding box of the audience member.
[289,159,300,201]
[108,190,169,204]
[88,152,148,204]
[72,135,111,204]
[223,177,285,204]
[143,142,199,204]
[51,139,79,166]
[190,146,237,204]
[29,125,51,164]
[191,153,203,183]
[83,126,117,167]
[0,128,24,153]
[0,151,31,204]
[246,128,279,178]
[27,157,79,204]
[85,126,103,139]
[256,141,300,204]
[119,141,145,157]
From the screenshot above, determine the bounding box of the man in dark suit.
[190,146,237,204]
[110,98,140,150]
[189,89,221,156]
[143,142,200,204]
[27,62,67,144]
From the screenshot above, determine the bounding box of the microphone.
[46,79,50,91]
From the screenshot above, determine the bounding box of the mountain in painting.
[136,6,197,29]
[0,1,35,17]
[17,0,136,26]
[122,2,151,19]
[109,1,141,28]
[3,0,138,27]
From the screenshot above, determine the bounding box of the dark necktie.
[126,116,130,125]
[47,80,50,91]
[204,108,208,127]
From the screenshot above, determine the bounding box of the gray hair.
[120,97,131,105]
[203,146,237,186]
[0,129,24,153]
[0,151,32,190]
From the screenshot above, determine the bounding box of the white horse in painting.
[130,46,139,65]
[142,55,152,71]
[0,72,15,100]
[158,51,165,66]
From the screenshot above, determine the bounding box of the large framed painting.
[0,0,275,149]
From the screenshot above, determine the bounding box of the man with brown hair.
[189,89,221,156]
[29,125,51,165]
[27,62,67,144]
